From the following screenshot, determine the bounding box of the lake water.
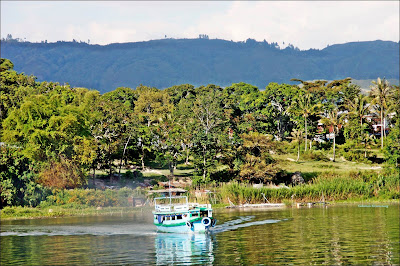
[1,204,399,265]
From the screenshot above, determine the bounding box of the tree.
[192,88,226,181]
[288,128,304,162]
[289,92,321,151]
[2,85,97,188]
[263,83,298,140]
[164,84,195,106]
[238,132,280,183]
[343,94,370,142]
[173,96,196,165]
[321,108,343,162]
[0,60,37,124]
[360,132,375,158]
[345,94,370,128]
[324,78,353,109]
[370,78,394,149]
[221,83,264,140]
[102,87,139,177]
[133,86,173,169]
[290,78,328,98]
[0,58,14,72]
[103,87,138,109]
[384,85,400,169]
[0,146,49,207]
[387,85,400,127]
[90,95,128,177]
[134,86,172,128]
[385,120,400,169]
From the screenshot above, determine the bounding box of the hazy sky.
[1,1,399,50]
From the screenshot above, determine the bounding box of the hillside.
[1,38,399,93]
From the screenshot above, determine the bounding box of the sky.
[1,1,399,50]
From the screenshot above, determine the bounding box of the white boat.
[152,196,217,233]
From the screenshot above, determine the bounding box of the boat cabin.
[153,196,212,224]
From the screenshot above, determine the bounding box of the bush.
[342,150,370,163]
[191,174,212,187]
[44,188,139,208]
[338,141,375,163]
[210,169,237,182]
[1,206,16,215]
[0,206,41,218]
[124,170,143,180]
[302,151,330,161]
[38,158,86,189]
[280,140,305,154]
[0,147,51,208]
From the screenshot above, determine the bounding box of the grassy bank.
[273,153,383,174]
[218,171,399,205]
[2,169,399,220]
[1,187,148,220]
[0,205,148,220]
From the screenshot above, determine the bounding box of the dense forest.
[1,37,399,93]
[1,58,399,208]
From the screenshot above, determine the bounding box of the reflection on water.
[213,205,400,265]
[1,204,399,265]
[156,233,214,265]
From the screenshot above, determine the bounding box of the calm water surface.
[1,204,399,265]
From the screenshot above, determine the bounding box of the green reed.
[218,171,399,204]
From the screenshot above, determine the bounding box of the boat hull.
[156,220,212,233]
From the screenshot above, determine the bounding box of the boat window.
[177,215,182,220]
[172,216,176,220]
[192,212,199,217]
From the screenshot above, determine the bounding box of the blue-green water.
[1,204,399,265]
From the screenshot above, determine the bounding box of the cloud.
[188,1,399,49]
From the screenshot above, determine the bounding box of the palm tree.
[370,78,394,149]
[345,94,370,128]
[387,85,400,123]
[360,132,375,158]
[288,128,304,162]
[289,93,321,152]
[321,108,343,162]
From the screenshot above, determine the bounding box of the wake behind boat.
[153,196,217,233]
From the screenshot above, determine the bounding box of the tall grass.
[218,171,399,204]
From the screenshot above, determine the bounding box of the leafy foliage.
[0,58,398,207]
[0,146,50,207]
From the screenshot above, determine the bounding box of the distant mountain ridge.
[1,38,399,93]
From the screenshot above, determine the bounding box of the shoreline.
[1,199,398,221]
[0,206,152,221]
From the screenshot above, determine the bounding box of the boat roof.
[148,188,187,194]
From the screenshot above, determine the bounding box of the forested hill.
[1,38,399,93]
